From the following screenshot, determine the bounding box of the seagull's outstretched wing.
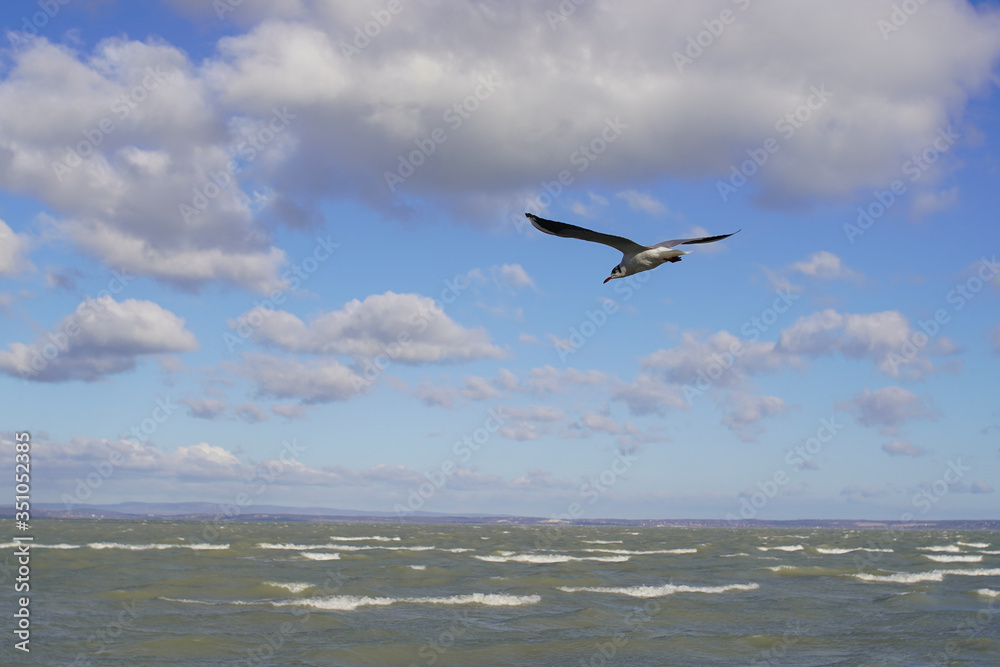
[654,229,740,249]
[525,213,646,255]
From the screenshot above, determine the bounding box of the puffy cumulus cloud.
[721,393,788,442]
[6,2,998,292]
[837,386,937,434]
[525,365,609,395]
[642,330,792,388]
[240,353,366,404]
[777,309,958,380]
[611,373,688,416]
[0,297,198,382]
[0,38,288,292]
[181,398,228,420]
[193,0,1000,215]
[238,291,504,363]
[0,219,33,276]
[788,251,862,282]
[881,439,926,457]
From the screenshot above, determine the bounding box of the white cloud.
[616,189,667,215]
[881,440,925,457]
[721,393,789,442]
[182,398,228,420]
[240,291,504,364]
[778,309,956,380]
[0,219,33,276]
[0,297,199,382]
[241,353,366,404]
[789,251,861,281]
[838,386,937,434]
[496,263,535,289]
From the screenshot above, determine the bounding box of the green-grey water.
[1,519,998,666]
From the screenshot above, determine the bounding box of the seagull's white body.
[524,213,739,283]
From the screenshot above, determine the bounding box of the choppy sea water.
[2,519,998,666]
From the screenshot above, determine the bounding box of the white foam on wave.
[854,568,1000,584]
[757,545,804,552]
[329,536,401,542]
[475,553,630,564]
[558,582,759,598]
[923,554,983,563]
[272,592,540,612]
[583,540,623,544]
[300,552,340,561]
[975,588,1000,598]
[259,542,433,552]
[957,542,990,548]
[815,547,894,554]
[265,582,312,594]
[980,550,1000,555]
[918,545,962,553]
[409,565,426,570]
[88,542,229,550]
[0,542,80,549]
[720,553,749,558]
[581,548,696,555]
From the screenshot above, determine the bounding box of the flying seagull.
[525,213,739,283]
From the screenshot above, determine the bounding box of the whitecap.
[475,553,630,563]
[558,582,759,597]
[923,555,982,563]
[816,547,894,555]
[581,548,696,555]
[272,592,540,611]
[918,545,962,553]
[300,552,340,561]
[88,542,228,550]
[265,582,312,594]
[409,565,426,570]
[0,542,80,549]
[975,588,1000,598]
[957,542,990,548]
[757,545,804,552]
[583,540,623,544]
[328,536,401,542]
[854,568,1000,584]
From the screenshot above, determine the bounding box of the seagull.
[525,213,739,283]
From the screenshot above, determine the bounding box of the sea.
[2,519,998,666]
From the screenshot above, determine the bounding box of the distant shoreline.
[1,504,997,530]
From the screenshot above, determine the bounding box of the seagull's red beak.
[603,276,612,284]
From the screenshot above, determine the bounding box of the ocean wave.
[409,565,426,570]
[757,545,804,552]
[815,547,894,554]
[0,542,80,549]
[720,553,749,557]
[88,542,229,550]
[923,555,983,563]
[558,582,760,598]
[475,553,630,564]
[957,542,990,548]
[975,588,1000,598]
[259,542,433,552]
[264,582,312,593]
[328,536,401,541]
[854,568,1000,584]
[980,550,1000,555]
[918,545,962,553]
[582,540,623,544]
[272,592,540,612]
[300,552,340,561]
[581,548,696,555]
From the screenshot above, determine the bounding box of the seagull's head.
[604,265,625,283]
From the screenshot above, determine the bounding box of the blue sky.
[1,0,999,520]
